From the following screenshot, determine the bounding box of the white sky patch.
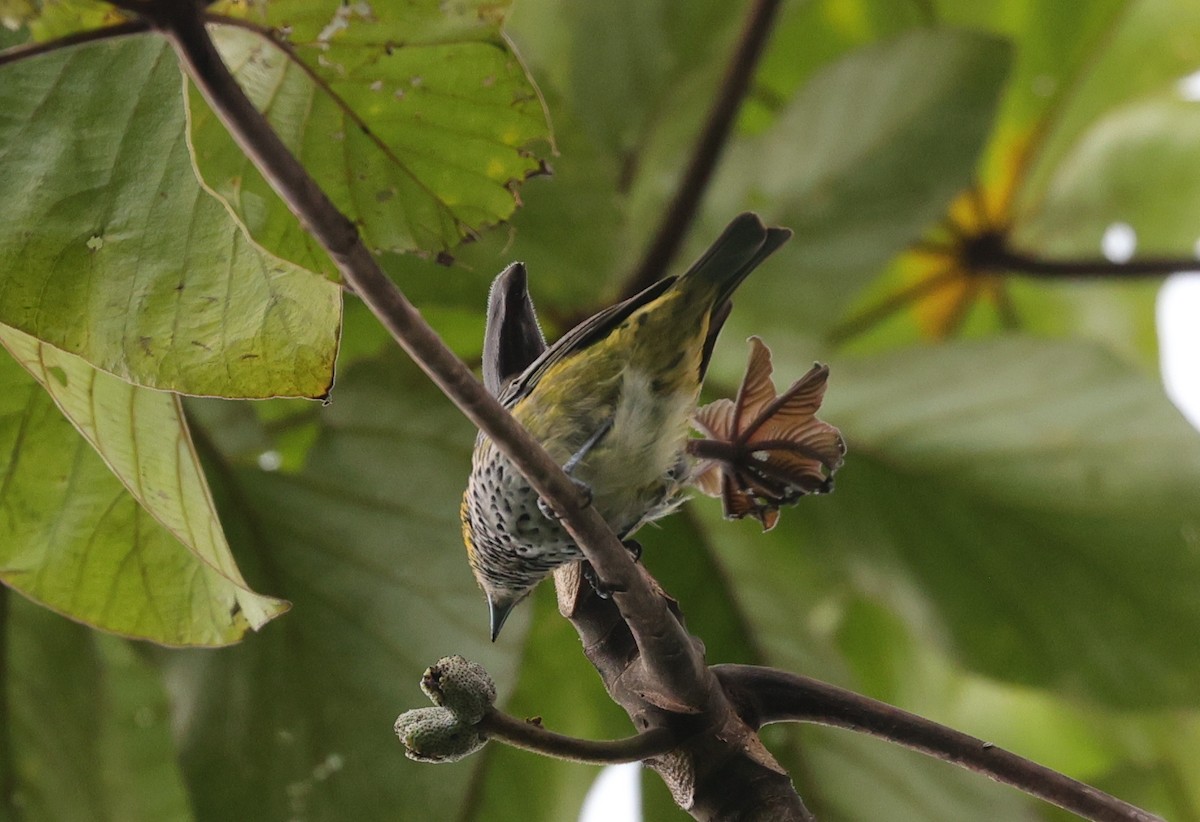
[580,763,642,822]
[257,450,283,472]
[1102,222,1136,263]
[1158,273,1200,431]
[1177,69,1200,102]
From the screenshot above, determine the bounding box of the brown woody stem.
[714,665,1165,822]
[981,246,1197,278]
[480,709,678,764]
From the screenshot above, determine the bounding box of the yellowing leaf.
[0,335,287,646]
[0,36,341,398]
[190,1,551,268]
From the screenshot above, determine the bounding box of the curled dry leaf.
[689,337,845,530]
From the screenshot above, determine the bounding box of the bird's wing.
[498,275,677,406]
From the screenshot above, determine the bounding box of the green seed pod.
[421,656,496,724]
[394,707,486,763]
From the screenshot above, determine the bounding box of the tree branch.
[960,230,1197,278]
[554,566,814,820]
[479,708,678,764]
[827,231,1198,345]
[714,665,1165,822]
[0,19,149,68]
[984,246,1197,278]
[619,0,785,300]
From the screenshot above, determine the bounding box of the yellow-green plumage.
[462,214,792,639]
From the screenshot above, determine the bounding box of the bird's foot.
[581,560,629,599]
[580,541,640,599]
[623,538,643,563]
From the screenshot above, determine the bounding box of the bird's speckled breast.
[463,437,579,588]
[463,367,696,589]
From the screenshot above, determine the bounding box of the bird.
[461,213,792,640]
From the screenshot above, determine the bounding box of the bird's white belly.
[580,369,696,532]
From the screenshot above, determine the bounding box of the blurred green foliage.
[2,0,1200,820]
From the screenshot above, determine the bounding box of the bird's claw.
[623,538,643,563]
[580,540,640,599]
[581,561,628,599]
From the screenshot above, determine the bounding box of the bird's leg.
[537,418,614,520]
[563,417,614,475]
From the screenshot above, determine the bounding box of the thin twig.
[479,709,677,764]
[0,19,149,68]
[714,665,1165,822]
[983,246,1198,278]
[147,0,708,708]
[620,0,785,300]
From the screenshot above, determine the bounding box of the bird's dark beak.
[488,593,519,642]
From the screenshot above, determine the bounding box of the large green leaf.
[713,28,1011,339]
[163,354,519,821]
[740,0,929,134]
[0,35,340,398]
[1007,0,1200,214]
[1017,94,1200,256]
[0,348,283,646]
[639,513,1034,820]
[5,594,193,822]
[0,325,284,632]
[552,0,740,154]
[771,338,1200,707]
[190,1,550,269]
[935,0,1129,164]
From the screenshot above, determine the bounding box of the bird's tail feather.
[685,213,792,377]
[681,212,793,307]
